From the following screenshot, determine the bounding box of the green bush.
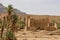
[5,30,17,40]
[19,21,25,29]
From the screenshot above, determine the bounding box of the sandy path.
[15,30,60,40]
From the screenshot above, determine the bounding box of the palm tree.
[7,5,13,23]
[6,5,13,30]
[7,5,13,15]
[11,14,18,31]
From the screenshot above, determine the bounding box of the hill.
[0,3,26,14]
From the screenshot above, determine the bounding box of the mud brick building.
[0,13,60,30]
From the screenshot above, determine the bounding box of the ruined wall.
[30,17,49,30]
[0,13,60,31]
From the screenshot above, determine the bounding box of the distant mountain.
[0,3,26,14]
[13,9,26,14]
[0,3,7,13]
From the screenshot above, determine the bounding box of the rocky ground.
[14,30,60,40]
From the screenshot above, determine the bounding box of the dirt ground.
[14,30,60,40]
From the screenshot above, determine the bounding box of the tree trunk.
[11,22,15,32]
[1,26,4,38]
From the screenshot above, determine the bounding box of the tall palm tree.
[7,5,13,22]
[7,5,19,32]
[6,5,13,30]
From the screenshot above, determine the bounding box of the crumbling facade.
[0,13,58,31]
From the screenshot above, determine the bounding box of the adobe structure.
[0,13,59,31]
[26,15,58,31]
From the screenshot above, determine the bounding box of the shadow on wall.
[28,18,57,31]
[29,18,49,31]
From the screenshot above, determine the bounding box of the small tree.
[19,21,25,29]
[16,18,25,30]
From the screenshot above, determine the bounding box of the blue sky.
[0,0,60,15]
